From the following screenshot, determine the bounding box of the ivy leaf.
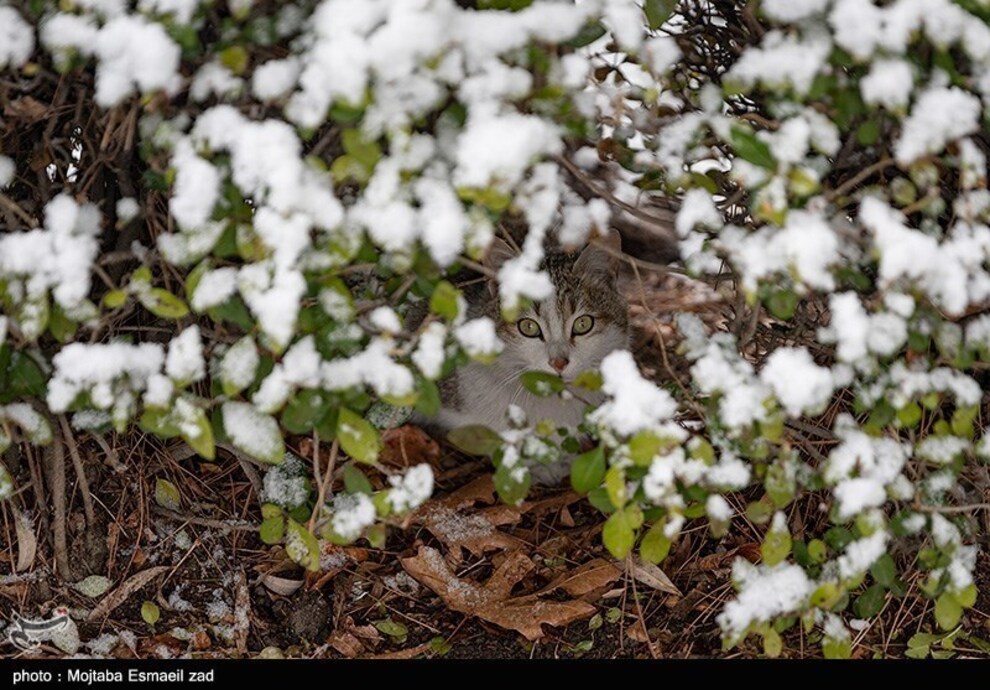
[763,627,783,658]
[570,445,606,494]
[337,407,381,464]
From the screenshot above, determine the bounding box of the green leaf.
[285,518,321,571]
[154,478,181,511]
[139,288,190,319]
[807,539,827,564]
[181,404,215,461]
[935,591,963,630]
[139,408,181,438]
[640,521,672,564]
[494,463,530,506]
[48,304,77,343]
[566,20,606,48]
[870,554,896,587]
[954,584,977,609]
[447,424,502,456]
[102,289,128,309]
[573,370,603,391]
[730,126,777,170]
[343,462,373,495]
[643,0,675,29]
[763,627,783,658]
[603,509,636,559]
[429,281,461,321]
[761,521,791,566]
[605,466,627,508]
[219,45,249,75]
[856,118,881,146]
[222,401,285,465]
[374,618,409,640]
[822,637,851,659]
[588,613,603,631]
[415,377,441,417]
[767,289,798,321]
[141,601,160,626]
[570,445,606,494]
[853,583,886,618]
[281,390,331,435]
[259,514,285,545]
[337,408,381,464]
[520,371,565,397]
[587,487,616,514]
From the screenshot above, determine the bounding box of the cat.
[422,230,630,484]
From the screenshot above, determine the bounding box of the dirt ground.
[2,270,990,660]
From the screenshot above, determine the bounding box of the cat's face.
[489,236,630,383]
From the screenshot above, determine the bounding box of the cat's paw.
[528,459,572,487]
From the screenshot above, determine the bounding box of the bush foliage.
[2,0,990,656]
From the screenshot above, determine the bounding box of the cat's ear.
[574,228,622,280]
[483,236,517,296]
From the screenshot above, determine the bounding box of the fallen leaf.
[4,96,47,121]
[234,570,250,654]
[626,618,652,645]
[138,633,184,658]
[88,566,169,622]
[415,502,523,558]
[191,631,212,651]
[72,575,113,598]
[402,546,596,641]
[262,574,304,596]
[14,510,36,572]
[540,558,622,598]
[629,557,681,596]
[381,425,440,469]
[51,616,81,655]
[327,630,364,658]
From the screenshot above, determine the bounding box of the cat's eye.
[517,318,542,338]
[572,314,595,336]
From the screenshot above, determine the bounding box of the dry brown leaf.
[327,630,364,658]
[540,558,622,598]
[191,631,212,651]
[626,618,652,645]
[4,96,47,121]
[138,633,185,658]
[262,574,304,596]
[87,565,169,622]
[629,557,680,596]
[415,502,523,558]
[14,510,36,572]
[381,425,440,469]
[402,546,596,641]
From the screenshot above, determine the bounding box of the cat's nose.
[549,357,569,373]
